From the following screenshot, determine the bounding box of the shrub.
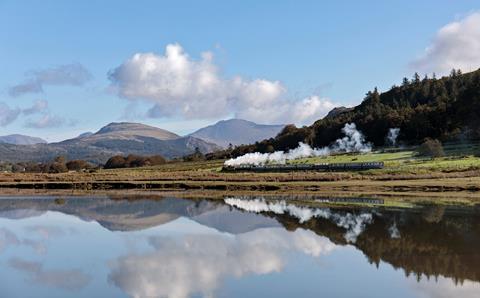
[416,138,445,157]
[104,154,166,169]
[66,160,91,171]
[148,155,166,166]
[104,155,127,169]
[48,162,68,173]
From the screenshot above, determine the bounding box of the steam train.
[222,162,384,172]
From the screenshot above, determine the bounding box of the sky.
[0,0,479,142]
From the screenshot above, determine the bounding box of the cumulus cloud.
[109,43,336,125]
[9,258,91,291]
[0,102,21,126]
[411,12,480,74]
[9,63,92,97]
[108,227,335,298]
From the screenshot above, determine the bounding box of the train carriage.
[222,162,384,172]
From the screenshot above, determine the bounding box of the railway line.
[222,162,384,172]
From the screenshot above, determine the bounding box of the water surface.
[0,195,479,298]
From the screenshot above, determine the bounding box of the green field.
[1,142,480,196]
[289,143,480,174]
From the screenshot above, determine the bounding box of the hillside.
[0,134,47,145]
[0,122,220,164]
[229,69,480,154]
[190,119,285,147]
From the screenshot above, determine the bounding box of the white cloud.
[109,43,336,125]
[0,102,20,126]
[9,63,92,97]
[108,227,335,298]
[411,12,480,74]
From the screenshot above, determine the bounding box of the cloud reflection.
[0,228,45,254]
[410,276,480,298]
[109,227,335,298]
[9,257,91,291]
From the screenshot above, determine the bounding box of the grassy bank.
[1,146,480,194]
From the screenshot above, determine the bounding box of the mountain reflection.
[0,195,479,298]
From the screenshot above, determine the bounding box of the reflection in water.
[388,222,401,239]
[0,195,479,298]
[409,276,480,298]
[9,257,91,291]
[228,198,480,285]
[109,228,334,298]
[225,197,373,242]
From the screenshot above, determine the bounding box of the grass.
[1,143,480,195]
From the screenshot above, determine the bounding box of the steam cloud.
[225,123,371,166]
[224,198,373,243]
[387,128,400,146]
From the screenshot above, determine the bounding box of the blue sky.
[0,1,479,141]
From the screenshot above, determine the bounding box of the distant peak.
[91,121,180,140]
[97,122,162,134]
[0,134,47,145]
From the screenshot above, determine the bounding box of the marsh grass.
[1,144,480,193]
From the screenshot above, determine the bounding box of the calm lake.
[0,194,479,298]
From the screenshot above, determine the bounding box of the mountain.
[0,134,47,145]
[226,69,480,154]
[190,119,285,148]
[77,132,93,138]
[93,122,179,140]
[0,122,220,164]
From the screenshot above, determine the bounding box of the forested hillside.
[219,69,480,157]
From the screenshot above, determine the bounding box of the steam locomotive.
[222,162,384,172]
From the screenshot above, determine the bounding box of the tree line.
[0,154,167,173]
[207,68,480,159]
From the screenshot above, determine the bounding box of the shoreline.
[1,175,479,192]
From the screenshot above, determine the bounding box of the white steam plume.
[387,128,400,146]
[333,123,372,153]
[225,123,371,166]
[224,198,373,243]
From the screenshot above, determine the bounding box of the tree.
[54,156,66,164]
[104,155,127,169]
[66,160,91,171]
[413,72,420,84]
[147,155,166,166]
[48,162,68,173]
[416,139,445,157]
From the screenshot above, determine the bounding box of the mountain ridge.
[0,122,220,164]
[189,118,285,147]
[0,134,47,145]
